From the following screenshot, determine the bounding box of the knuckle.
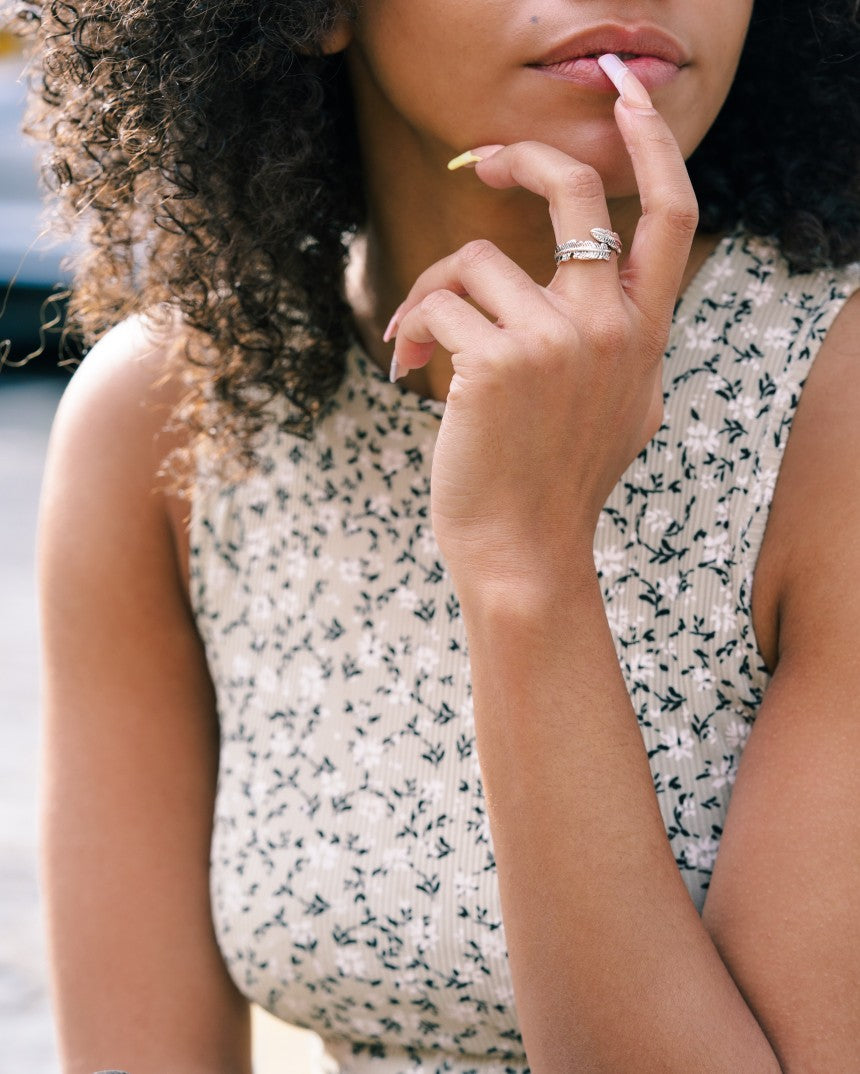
[529,323,570,367]
[459,238,499,269]
[556,163,604,203]
[419,288,457,318]
[661,191,700,237]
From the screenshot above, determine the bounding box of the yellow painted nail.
[446,150,483,171]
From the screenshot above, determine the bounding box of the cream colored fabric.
[191,233,859,1074]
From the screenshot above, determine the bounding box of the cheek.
[350,19,476,118]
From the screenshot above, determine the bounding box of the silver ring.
[554,227,622,265]
[555,242,611,263]
[589,227,622,254]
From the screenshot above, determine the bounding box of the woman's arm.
[387,73,860,1073]
[39,320,252,1074]
[701,289,860,1071]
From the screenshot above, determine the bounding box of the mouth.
[527,24,688,91]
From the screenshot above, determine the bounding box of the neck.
[344,59,714,402]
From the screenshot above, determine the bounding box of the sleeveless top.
[189,232,859,1074]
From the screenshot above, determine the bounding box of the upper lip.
[530,24,688,67]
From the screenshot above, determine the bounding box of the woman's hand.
[388,69,698,605]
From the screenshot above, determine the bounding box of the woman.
[23,0,860,1070]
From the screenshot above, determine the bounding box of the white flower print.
[368,493,393,519]
[385,677,413,707]
[711,756,737,790]
[763,324,793,351]
[683,320,719,350]
[305,838,340,871]
[701,532,732,568]
[406,915,439,953]
[420,779,446,804]
[725,719,752,749]
[351,735,385,769]
[315,503,341,535]
[395,584,419,612]
[683,837,720,870]
[332,411,357,438]
[726,394,757,423]
[454,872,480,899]
[380,447,405,476]
[298,662,326,704]
[656,573,681,602]
[645,507,673,533]
[660,726,695,761]
[284,547,310,579]
[381,846,411,873]
[692,667,715,692]
[318,769,347,798]
[627,653,657,681]
[244,526,272,562]
[230,653,253,680]
[745,277,774,304]
[338,557,362,584]
[710,601,738,634]
[357,631,384,670]
[773,369,802,409]
[192,241,859,1060]
[605,602,632,637]
[594,545,626,579]
[751,467,778,506]
[683,421,720,458]
[356,793,387,823]
[415,645,440,675]
[336,947,368,978]
[275,587,301,618]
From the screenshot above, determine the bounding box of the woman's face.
[344,0,754,195]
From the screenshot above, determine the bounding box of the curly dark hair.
[7,0,860,455]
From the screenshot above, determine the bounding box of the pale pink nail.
[597,53,656,114]
[389,355,402,383]
[383,311,399,343]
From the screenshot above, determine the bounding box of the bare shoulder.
[42,312,192,584]
[46,312,188,497]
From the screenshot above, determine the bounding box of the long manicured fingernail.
[389,355,402,383]
[597,53,656,114]
[447,150,483,170]
[446,144,505,170]
[383,308,401,343]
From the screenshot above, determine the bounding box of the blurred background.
[1,25,68,1074]
[0,26,321,1074]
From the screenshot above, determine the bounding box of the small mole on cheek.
[530,15,539,24]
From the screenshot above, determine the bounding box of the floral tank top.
[190,233,859,1074]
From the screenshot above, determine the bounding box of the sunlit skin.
[340,0,753,399]
[34,0,860,1069]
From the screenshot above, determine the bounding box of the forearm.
[461,570,781,1074]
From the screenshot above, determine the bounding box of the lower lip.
[530,55,681,92]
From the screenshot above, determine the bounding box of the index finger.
[598,54,699,325]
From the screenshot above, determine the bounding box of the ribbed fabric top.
[190,232,859,1074]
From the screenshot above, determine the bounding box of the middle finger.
[467,141,625,302]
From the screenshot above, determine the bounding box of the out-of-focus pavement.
[0,371,324,1074]
[0,372,64,1074]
